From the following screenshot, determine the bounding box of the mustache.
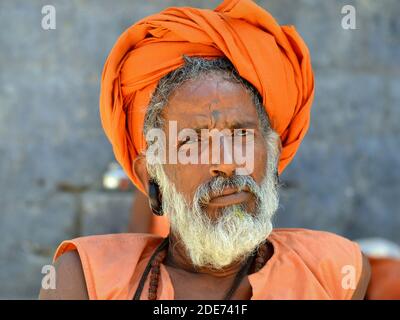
[194,175,260,206]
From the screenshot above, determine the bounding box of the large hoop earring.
[148,179,163,216]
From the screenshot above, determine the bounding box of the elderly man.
[39,0,370,300]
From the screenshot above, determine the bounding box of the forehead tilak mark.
[206,102,221,128]
[207,79,223,128]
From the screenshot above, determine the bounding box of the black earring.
[148,179,163,216]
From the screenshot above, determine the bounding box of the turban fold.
[100,0,315,194]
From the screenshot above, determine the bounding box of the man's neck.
[163,233,252,278]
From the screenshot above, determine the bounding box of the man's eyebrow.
[192,121,258,133]
[229,120,258,129]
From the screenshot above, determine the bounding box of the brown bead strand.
[147,241,269,300]
[254,241,268,272]
[148,248,167,300]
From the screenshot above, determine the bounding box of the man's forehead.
[167,74,250,105]
[163,76,259,130]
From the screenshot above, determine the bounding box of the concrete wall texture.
[0,0,399,298]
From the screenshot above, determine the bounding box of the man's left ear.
[276,138,282,184]
[277,138,283,154]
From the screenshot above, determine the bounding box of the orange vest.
[53,228,362,300]
[149,215,169,238]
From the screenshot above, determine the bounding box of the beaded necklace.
[133,236,269,300]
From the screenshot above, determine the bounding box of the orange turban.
[100,0,315,194]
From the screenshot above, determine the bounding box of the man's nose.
[209,162,237,177]
[208,135,237,177]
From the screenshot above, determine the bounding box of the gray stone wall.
[0,0,399,298]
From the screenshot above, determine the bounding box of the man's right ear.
[132,154,151,196]
[132,155,164,216]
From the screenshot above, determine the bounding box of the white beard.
[147,131,281,270]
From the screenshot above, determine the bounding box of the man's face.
[161,72,269,220]
[146,72,280,269]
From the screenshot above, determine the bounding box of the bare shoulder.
[39,250,89,300]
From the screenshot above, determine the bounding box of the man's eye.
[235,129,249,136]
[180,135,199,146]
